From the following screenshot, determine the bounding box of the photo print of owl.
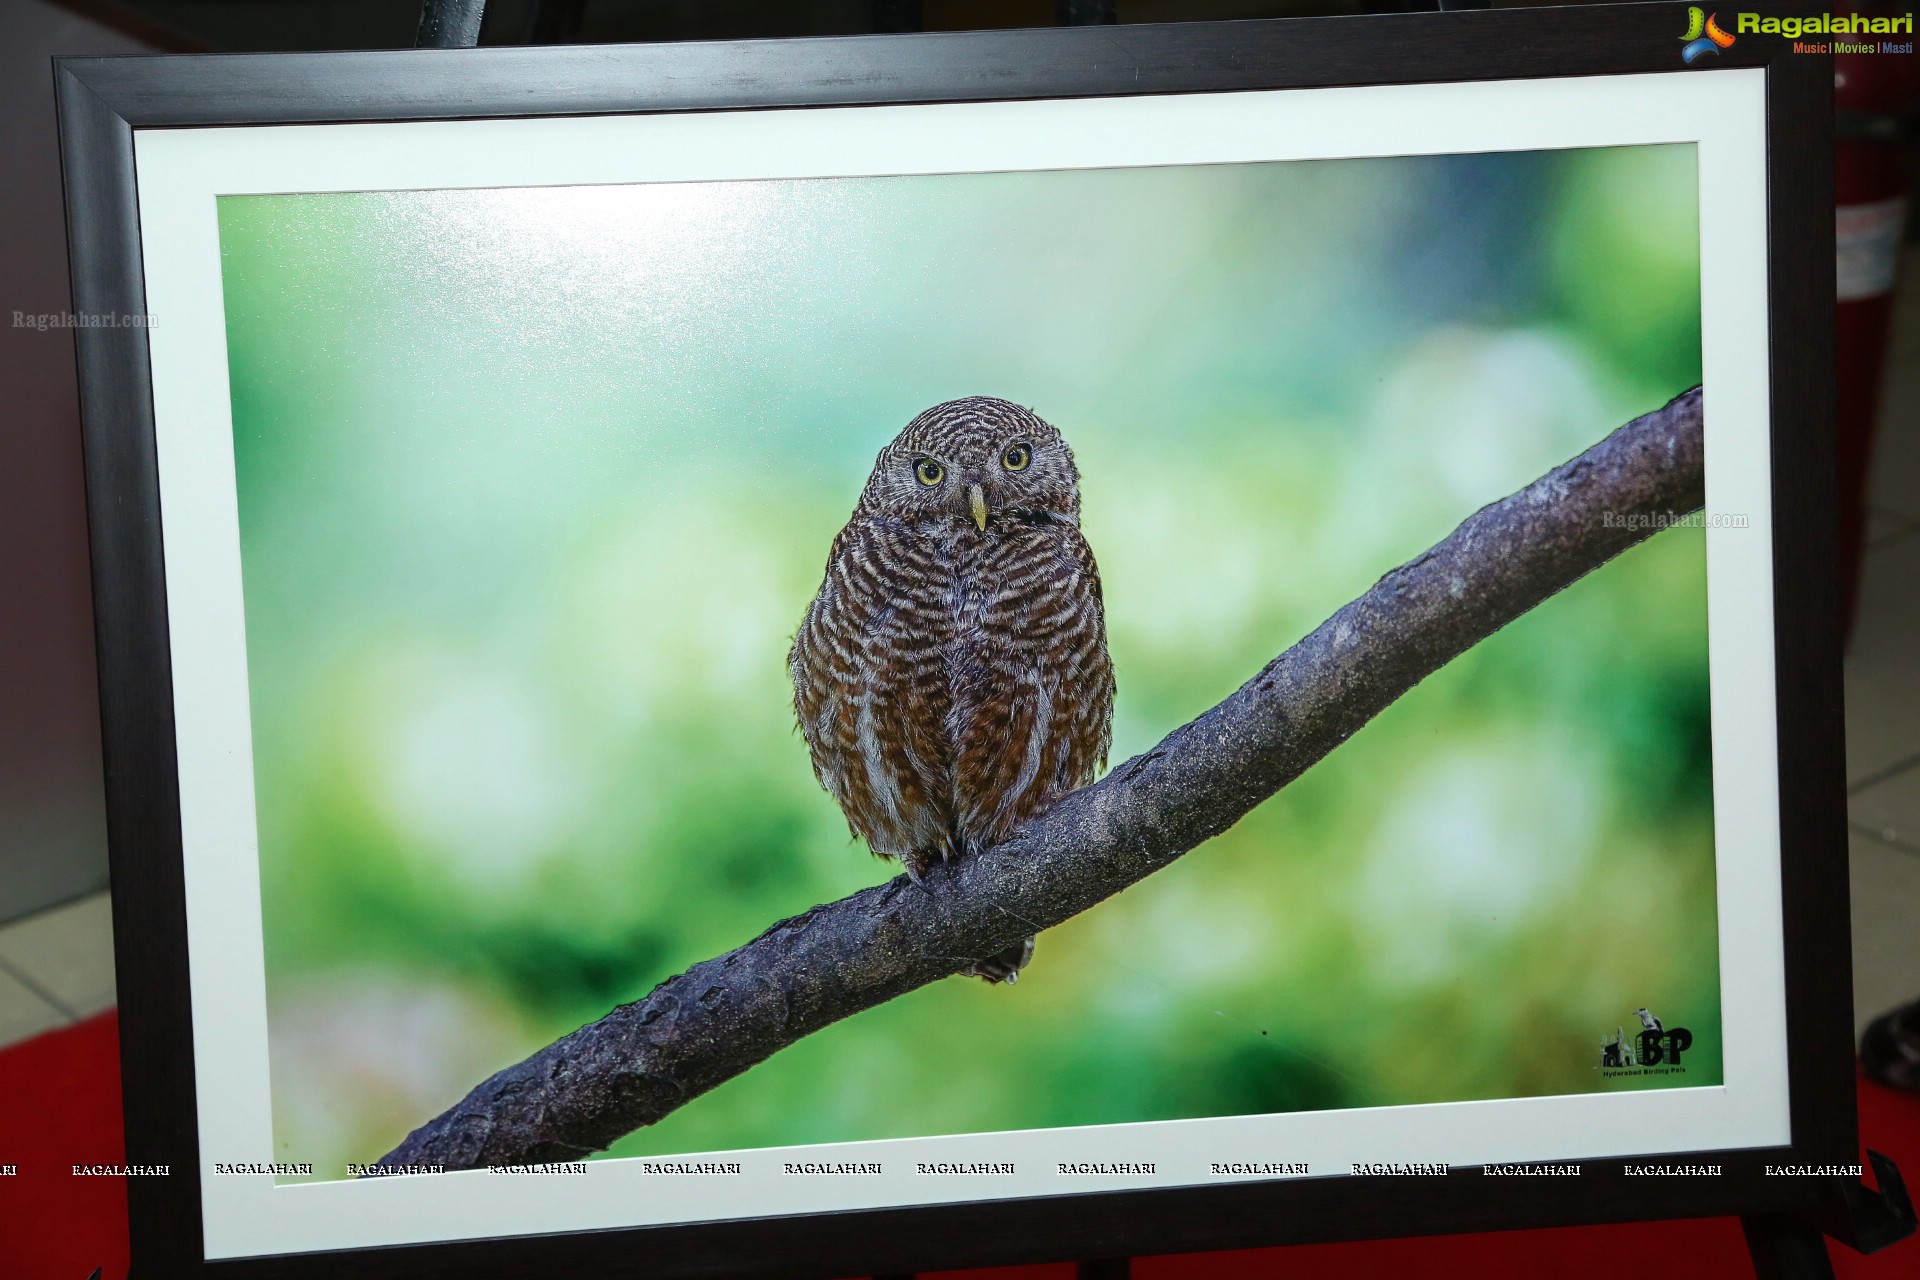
[220,143,1718,1183]
[790,396,1114,985]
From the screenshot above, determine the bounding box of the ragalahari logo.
[1681,6,1738,61]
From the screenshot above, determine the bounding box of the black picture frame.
[55,6,1849,1276]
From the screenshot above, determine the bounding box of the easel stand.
[1742,1151,1916,1280]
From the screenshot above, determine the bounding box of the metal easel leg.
[1742,1213,1837,1280]
[1743,1150,1916,1279]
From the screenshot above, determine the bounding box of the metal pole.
[416,0,486,47]
[874,0,924,32]
[1058,0,1116,23]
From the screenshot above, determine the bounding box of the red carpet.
[1,1012,1914,1279]
[0,1012,128,1280]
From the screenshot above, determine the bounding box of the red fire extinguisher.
[1835,0,1920,632]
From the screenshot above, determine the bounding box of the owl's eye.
[1001,443,1032,472]
[913,458,945,486]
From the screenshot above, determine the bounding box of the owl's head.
[858,397,1081,532]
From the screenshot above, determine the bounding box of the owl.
[789,396,1115,983]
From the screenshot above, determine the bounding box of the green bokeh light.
[218,147,1716,1177]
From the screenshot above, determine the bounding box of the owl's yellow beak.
[969,483,988,531]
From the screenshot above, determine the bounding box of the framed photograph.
[57,5,1849,1275]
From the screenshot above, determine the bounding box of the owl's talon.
[964,935,1036,984]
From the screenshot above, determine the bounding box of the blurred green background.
[217,144,1717,1180]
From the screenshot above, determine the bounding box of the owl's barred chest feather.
[791,511,1113,874]
[790,396,1113,979]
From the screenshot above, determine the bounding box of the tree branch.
[375,385,1706,1171]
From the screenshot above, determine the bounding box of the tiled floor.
[1845,252,1920,1037]
[0,891,114,1046]
[1,290,1918,1056]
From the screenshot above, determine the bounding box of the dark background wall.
[0,0,165,924]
